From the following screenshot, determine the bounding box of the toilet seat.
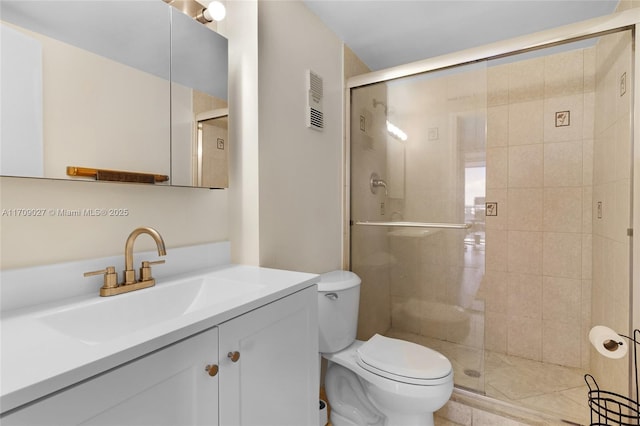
[356,334,452,386]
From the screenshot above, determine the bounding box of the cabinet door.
[3,327,219,426]
[218,286,318,426]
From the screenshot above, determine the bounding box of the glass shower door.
[350,62,487,394]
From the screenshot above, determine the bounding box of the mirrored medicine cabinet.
[0,0,228,188]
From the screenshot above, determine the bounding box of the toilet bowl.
[318,271,454,426]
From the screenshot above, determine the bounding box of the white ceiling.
[302,0,619,71]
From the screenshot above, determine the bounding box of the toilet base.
[330,411,382,426]
[330,410,435,426]
[325,361,447,426]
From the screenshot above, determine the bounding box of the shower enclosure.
[347,12,637,424]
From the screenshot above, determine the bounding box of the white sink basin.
[1,264,319,414]
[39,277,264,344]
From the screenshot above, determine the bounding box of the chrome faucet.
[370,172,388,197]
[84,227,166,296]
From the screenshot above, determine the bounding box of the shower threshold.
[442,387,585,426]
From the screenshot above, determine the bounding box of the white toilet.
[318,270,453,426]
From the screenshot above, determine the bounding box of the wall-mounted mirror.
[169,5,228,187]
[0,0,228,188]
[195,109,228,188]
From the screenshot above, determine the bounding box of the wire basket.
[585,374,639,425]
[585,329,640,426]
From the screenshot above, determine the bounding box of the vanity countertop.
[0,264,319,414]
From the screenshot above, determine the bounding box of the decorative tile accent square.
[217,138,225,150]
[486,202,498,216]
[555,110,570,127]
[620,72,627,97]
[428,127,439,140]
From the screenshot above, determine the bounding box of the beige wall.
[0,177,228,269]
[256,0,344,274]
[218,0,260,266]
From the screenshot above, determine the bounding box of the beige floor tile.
[560,385,590,408]
[517,392,589,425]
[434,417,466,426]
[384,329,589,424]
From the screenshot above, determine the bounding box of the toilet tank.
[318,270,361,353]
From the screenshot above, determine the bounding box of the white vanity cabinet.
[218,286,318,425]
[2,285,318,426]
[2,327,220,425]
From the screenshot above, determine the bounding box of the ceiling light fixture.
[196,1,226,23]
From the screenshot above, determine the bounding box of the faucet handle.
[139,260,165,282]
[84,266,118,289]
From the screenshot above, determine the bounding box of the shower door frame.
[343,8,640,399]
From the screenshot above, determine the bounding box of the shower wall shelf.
[354,221,472,230]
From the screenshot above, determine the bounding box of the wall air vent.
[306,70,324,131]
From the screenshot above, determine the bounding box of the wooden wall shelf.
[66,166,169,184]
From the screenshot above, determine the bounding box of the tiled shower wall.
[482,47,596,369]
[350,81,393,341]
[351,65,487,345]
[591,30,632,396]
[387,66,486,348]
[351,33,633,392]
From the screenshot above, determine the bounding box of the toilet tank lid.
[318,270,361,291]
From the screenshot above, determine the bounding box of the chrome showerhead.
[372,98,387,115]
